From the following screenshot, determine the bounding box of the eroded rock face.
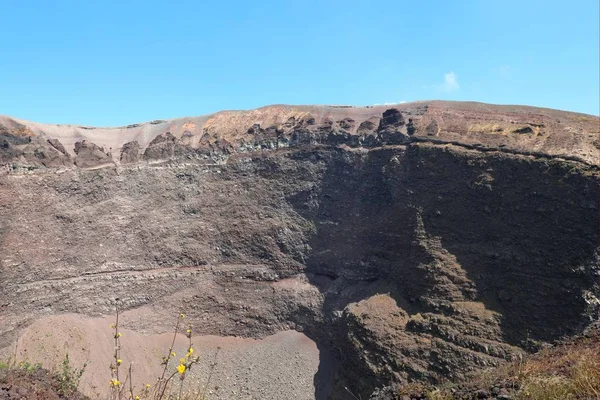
[0,133,71,168]
[120,140,140,163]
[47,138,69,156]
[143,132,178,160]
[74,140,112,168]
[282,144,597,397]
[378,108,405,129]
[143,131,192,160]
[0,102,598,399]
[22,143,69,168]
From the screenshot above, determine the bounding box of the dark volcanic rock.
[74,140,112,168]
[358,118,379,135]
[1,135,72,168]
[47,138,69,155]
[425,120,439,136]
[379,108,405,130]
[337,117,356,131]
[0,133,30,146]
[513,126,534,134]
[374,109,410,144]
[247,123,262,135]
[0,136,25,163]
[22,138,72,167]
[318,118,335,133]
[300,114,316,126]
[143,132,177,160]
[120,140,140,164]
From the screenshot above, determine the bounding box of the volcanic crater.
[0,101,598,399]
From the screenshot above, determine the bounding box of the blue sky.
[1,0,598,126]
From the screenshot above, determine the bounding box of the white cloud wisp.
[440,72,459,92]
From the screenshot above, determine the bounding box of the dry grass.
[394,382,454,400]
[510,338,599,400]
[467,123,505,134]
[426,390,454,400]
[485,337,598,400]
[393,336,599,400]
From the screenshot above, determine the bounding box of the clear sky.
[1,0,598,126]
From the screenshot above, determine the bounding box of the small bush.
[55,353,87,396]
[18,360,42,373]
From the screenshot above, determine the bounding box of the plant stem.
[114,300,121,400]
[157,314,183,400]
[129,364,134,400]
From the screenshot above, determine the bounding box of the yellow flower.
[117,332,122,338]
[145,383,151,389]
[186,347,194,357]
[177,364,186,374]
[109,323,115,328]
[186,329,191,334]
[171,352,176,357]
[180,313,186,318]
[135,397,140,400]
[110,379,121,386]
[116,359,122,365]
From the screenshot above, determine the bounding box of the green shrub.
[55,353,87,396]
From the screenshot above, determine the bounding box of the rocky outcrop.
[142,132,191,160]
[369,332,599,400]
[143,131,177,160]
[47,138,69,156]
[120,140,140,164]
[73,140,112,168]
[0,134,71,168]
[0,133,30,163]
[22,141,71,167]
[378,108,405,129]
[0,101,597,399]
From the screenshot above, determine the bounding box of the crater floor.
[15,314,322,399]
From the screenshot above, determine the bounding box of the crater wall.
[0,102,597,398]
